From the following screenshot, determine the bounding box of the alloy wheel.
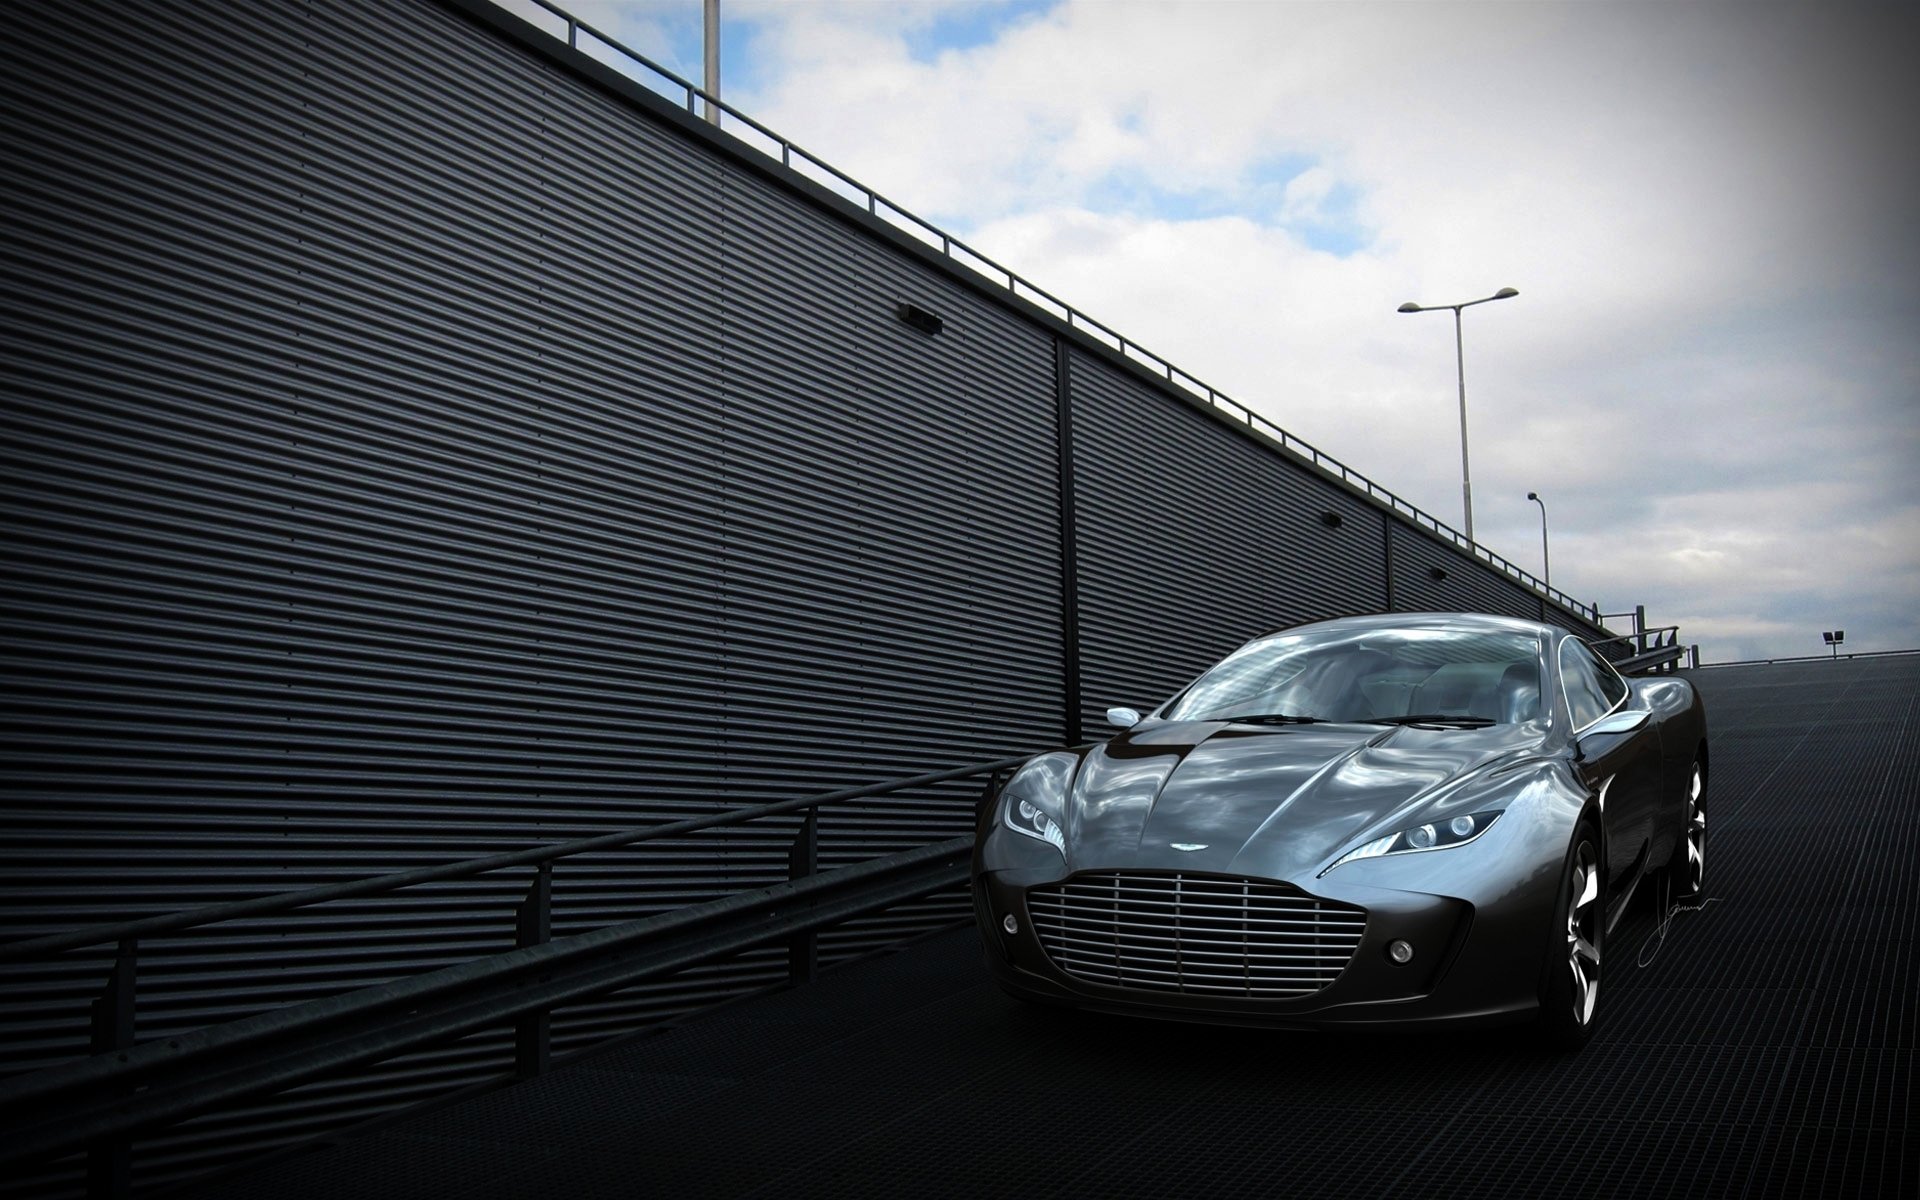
[1684,763,1706,895]
[1566,840,1602,1026]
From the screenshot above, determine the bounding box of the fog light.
[1387,939,1414,964]
[1002,914,1018,935]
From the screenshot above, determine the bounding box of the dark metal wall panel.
[1388,524,1546,621]
[1069,350,1388,739]
[1542,606,1605,645]
[714,161,1062,782]
[1474,566,1553,622]
[1391,524,1473,613]
[0,0,754,1189]
[711,158,1063,964]
[0,0,1055,1190]
[4,0,740,901]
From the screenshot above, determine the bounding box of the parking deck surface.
[187,655,1917,1199]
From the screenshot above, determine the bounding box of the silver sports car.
[973,612,1708,1048]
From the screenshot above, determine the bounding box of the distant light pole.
[1397,287,1519,544]
[703,0,721,125]
[1526,491,1550,588]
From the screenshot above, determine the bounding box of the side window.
[1558,639,1614,729]
[1585,645,1630,710]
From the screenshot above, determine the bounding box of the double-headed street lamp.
[1526,491,1550,587]
[1397,287,1519,544]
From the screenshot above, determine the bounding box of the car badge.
[1170,843,1208,852]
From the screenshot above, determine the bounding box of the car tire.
[1667,756,1706,905]
[1535,816,1605,1051]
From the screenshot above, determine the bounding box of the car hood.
[1063,719,1542,879]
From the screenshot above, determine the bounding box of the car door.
[1560,639,1663,894]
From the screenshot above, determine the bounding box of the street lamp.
[703,0,722,125]
[1526,491,1550,588]
[1397,287,1519,544]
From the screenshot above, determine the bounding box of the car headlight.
[1004,795,1065,851]
[997,759,1069,854]
[1324,809,1503,873]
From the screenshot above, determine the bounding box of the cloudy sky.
[515,0,1918,663]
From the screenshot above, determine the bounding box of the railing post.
[787,809,819,986]
[1633,605,1647,656]
[87,938,136,1200]
[514,864,552,1079]
[1690,644,1700,669]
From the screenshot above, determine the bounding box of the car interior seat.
[1411,665,1499,719]
[1497,661,1542,724]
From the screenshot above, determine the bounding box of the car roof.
[1253,612,1560,641]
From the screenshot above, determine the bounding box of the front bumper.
[973,822,1564,1030]
[979,875,1537,1029]
[971,744,1589,1030]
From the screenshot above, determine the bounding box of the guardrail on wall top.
[485,0,1601,625]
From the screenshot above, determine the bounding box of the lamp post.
[703,0,721,125]
[1526,491,1550,588]
[1397,287,1519,544]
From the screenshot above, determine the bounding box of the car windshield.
[1162,627,1546,726]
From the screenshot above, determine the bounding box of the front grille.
[1026,872,1367,998]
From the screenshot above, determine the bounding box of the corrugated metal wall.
[1389,524,1543,622]
[0,0,1610,1192]
[1069,350,1389,739]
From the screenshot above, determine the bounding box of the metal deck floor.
[184,656,1917,1199]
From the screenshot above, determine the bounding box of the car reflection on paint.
[973,612,1708,1049]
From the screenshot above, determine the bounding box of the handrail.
[0,838,978,1172]
[1586,625,1680,654]
[1694,647,1920,668]
[1614,643,1689,676]
[0,748,1047,1188]
[1589,624,1687,675]
[0,753,1038,963]
[477,0,1601,626]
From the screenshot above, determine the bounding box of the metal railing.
[1694,647,1920,668]
[1590,625,1690,674]
[0,752,1038,1192]
[1592,605,1694,672]
[478,0,1600,625]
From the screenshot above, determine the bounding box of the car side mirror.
[1585,708,1650,737]
[1105,706,1142,729]
[1574,708,1650,760]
